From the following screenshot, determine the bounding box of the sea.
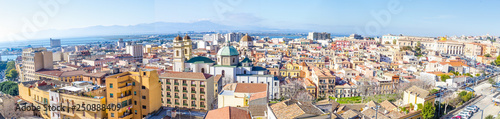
[0,35,325,61]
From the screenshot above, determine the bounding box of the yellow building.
[18,79,107,119]
[105,69,162,119]
[35,69,86,83]
[279,62,304,78]
[403,86,435,106]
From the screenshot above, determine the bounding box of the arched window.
[222,70,225,77]
[244,70,246,74]
[184,49,187,54]
[232,58,235,63]
[201,68,205,73]
[176,50,179,56]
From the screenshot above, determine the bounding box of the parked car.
[465,87,475,92]
[451,115,462,119]
[463,108,475,114]
[458,113,470,119]
[467,105,479,112]
[460,111,473,117]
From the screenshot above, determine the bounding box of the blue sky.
[0,0,499,40]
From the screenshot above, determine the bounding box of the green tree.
[476,73,481,77]
[459,91,467,97]
[485,115,494,119]
[495,55,500,66]
[417,103,423,110]
[0,81,19,96]
[5,69,18,80]
[393,39,397,44]
[485,54,492,57]
[464,73,473,77]
[441,75,451,82]
[422,102,435,119]
[488,78,495,85]
[430,89,439,94]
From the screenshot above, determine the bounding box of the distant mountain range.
[34,21,310,39]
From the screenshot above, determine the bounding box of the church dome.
[174,35,183,41]
[186,56,214,63]
[217,46,239,56]
[240,33,252,42]
[183,34,191,40]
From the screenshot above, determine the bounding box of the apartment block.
[106,69,162,119]
[21,47,53,82]
[159,72,219,111]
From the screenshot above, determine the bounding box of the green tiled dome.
[186,56,214,63]
[217,46,239,56]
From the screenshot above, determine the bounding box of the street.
[444,80,500,119]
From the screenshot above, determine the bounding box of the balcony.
[191,97,196,100]
[201,105,205,108]
[60,111,75,117]
[167,102,171,104]
[119,112,133,119]
[175,96,179,98]
[167,89,171,91]
[182,83,187,86]
[166,82,171,85]
[118,85,133,92]
[183,97,188,99]
[200,92,205,94]
[118,94,132,102]
[182,90,188,93]
[200,85,205,87]
[183,103,188,106]
[175,102,180,105]
[174,83,179,85]
[191,84,196,86]
[200,98,205,101]
[167,95,171,98]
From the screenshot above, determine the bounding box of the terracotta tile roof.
[249,91,267,101]
[234,83,267,93]
[36,69,63,77]
[213,75,223,82]
[366,101,378,108]
[270,99,325,119]
[60,70,86,77]
[83,72,107,77]
[341,110,360,119]
[361,108,389,119]
[205,106,251,119]
[160,71,212,80]
[405,86,430,98]
[380,100,397,111]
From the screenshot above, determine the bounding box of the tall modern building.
[21,47,53,82]
[50,38,61,48]
[117,38,126,48]
[307,32,331,40]
[126,44,143,61]
[106,69,162,119]
[224,32,244,42]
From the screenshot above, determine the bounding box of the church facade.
[173,34,280,100]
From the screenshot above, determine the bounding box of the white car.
[459,111,472,117]
[458,113,470,119]
[467,105,479,112]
